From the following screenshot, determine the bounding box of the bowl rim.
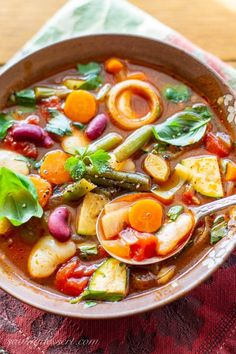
[0,33,236,319]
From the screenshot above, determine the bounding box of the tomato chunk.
[55,257,97,296]
[129,231,158,261]
[205,132,231,157]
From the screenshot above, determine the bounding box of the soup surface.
[0,58,234,303]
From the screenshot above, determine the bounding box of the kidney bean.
[85,113,108,140]
[11,124,53,147]
[48,206,71,242]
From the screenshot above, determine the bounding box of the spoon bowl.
[97,192,236,266]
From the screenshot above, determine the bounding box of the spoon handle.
[192,194,236,221]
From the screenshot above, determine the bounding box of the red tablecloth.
[0,250,235,354]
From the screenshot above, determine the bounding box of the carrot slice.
[105,58,124,74]
[64,90,97,123]
[129,198,163,233]
[225,162,236,181]
[29,175,52,207]
[40,150,71,185]
[127,72,147,81]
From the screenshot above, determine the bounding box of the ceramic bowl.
[0,34,236,319]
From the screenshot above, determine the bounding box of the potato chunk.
[28,235,76,278]
[0,149,29,175]
[156,213,193,256]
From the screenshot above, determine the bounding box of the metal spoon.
[96,193,236,266]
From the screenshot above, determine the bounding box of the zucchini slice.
[81,258,128,301]
[182,155,223,198]
[77,192,109,236]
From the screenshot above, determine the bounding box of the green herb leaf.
[0,113,14,140]
[84,301,97,308]
[77,62,103,91]
[163,84,190,103]
[65,157,86,180]
[46,108,72,136]
[153,105,212,147]
[65,148,111,181]
[79,75,103,90]
[77,62,101,76]
[0,167,43,226]
[210,215,228,245]
[78,243,98,259]
[167,205,184,221]
[86,149,111,174]
[9,89,36,106]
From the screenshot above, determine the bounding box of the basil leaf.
[78,243,98,259]
[46,108,72,136]
[84,301,97,308]
[153,105,212,147]
[164,84,190,103]
[9,89,36,106]
[0,167,43,226]
[77,62,101,76]
[167,205,184,221]
[210,215,228,245]
[77,62,102,91]
[0,113,14,140]
[79,75,103,90]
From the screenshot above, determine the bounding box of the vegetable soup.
[0,58,233,303]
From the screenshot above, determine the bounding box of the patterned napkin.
[1,1,236,353]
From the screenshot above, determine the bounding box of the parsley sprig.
[65,147,111,180]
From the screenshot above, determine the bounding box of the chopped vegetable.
[79,258,128,302]
[109,154,136,172]
[105,58,124,74]
[102,207,129,239]
[205,132,231,157]
[0,218,12,235]
[28,235,76,278]
[0,149,29,175]
[153,105,211,146]
[62,179,96,202]
[63,79,85,90]
[85,166,151,191]
[107,80,161,130]
[167,205,184,221]
[114,125,153,162]
[127,72,147,81]
[128,198,163,233]
[181,156,223,197]
[77,192,109,236]
[87,132,123,154]
[77,62,102,91]
[225,161,236,181]
[0,113,14,140]
[65,148,111,180]
[96,83,111,101]
[9,89,36,106]
[45,108,72,136]
[152,166,188,204]
[144,153,170,183]
[156,213,193,256]
[0,167,43,226]
[130,231,158,261]
[29,175,52,207]
[78,243,98,259]
[35,86,70,99]
[64,90,97,123]
[40,150,71,185]
[163,84,190,103]
[157,265,176,285]
[104,201,131,214]
[210,215,228,245]
[62,128,89,155]
[102,239,130,258]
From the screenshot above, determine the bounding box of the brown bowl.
[0,34,236,319]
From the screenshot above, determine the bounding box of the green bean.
[87,132,123,153]
[34,86,71,99]
[113,125,153,162]
[85,167,151,191]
